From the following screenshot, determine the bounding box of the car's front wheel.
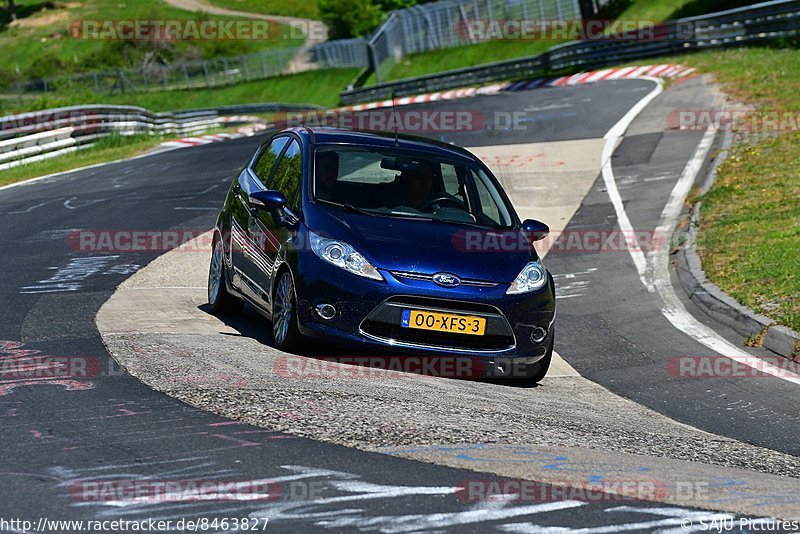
[272,271,302,351]
[208,237,243,315]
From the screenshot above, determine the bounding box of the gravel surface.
[103,330,800,478]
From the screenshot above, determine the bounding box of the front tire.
[272,271,301,351]
[208,236,244,315]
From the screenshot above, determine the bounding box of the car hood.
[307,206,537,283]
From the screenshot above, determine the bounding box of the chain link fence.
[311,38,371,69]
[6,0,578,98]
[340,0,800,104]
[366,0,581,83]
[12,47,302,99]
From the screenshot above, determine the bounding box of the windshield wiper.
[318,199,377,217]
[342,203,378,216]
[429,216,500,230]
[382,211,501,230]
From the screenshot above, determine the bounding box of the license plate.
[401,309,486,336]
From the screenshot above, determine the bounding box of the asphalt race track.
[1,77,798,532]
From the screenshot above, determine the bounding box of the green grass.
[6,68,359,112]
[0,0,303,84]
[676,46,800,333]
[696,135,800,333]
[0,132,171,186]
[677,46,800,111]
[376,39,562,84]
[371,0,767,84]
[601,0,762,23]
[205,0,321,20]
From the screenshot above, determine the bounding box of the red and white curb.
[337,83,509,112]
[160,117,268,149]
[157,64,698,147]
[338,64,697,113]
[509,64,696,90]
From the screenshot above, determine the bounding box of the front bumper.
[294,254,556,361]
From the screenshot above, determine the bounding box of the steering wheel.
[420,195,467,212]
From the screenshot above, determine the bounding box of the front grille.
[360,320,515,351]
[359,296,516,352]
[392,271,499,288]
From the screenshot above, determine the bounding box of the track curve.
[1,77,798,531]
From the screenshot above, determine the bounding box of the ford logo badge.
[432,273,461,288]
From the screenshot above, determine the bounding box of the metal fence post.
[367,41,382,85]
[242,55,251,81]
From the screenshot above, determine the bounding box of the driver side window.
[252,136,290,185]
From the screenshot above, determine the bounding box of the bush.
[320,0,383,39]
[319,0,435,38]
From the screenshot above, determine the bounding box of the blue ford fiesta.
[208,126,556,382]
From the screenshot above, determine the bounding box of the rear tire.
[208,236,244,315]
[272,270,302,351]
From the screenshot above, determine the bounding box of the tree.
[320,0,383,39]
[8,0,16,22]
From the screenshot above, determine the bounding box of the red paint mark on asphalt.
[0,340,96,397]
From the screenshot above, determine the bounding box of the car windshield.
[313,146,514,228]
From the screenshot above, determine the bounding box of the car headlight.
[309,231,383,281]
[507,260,547,294]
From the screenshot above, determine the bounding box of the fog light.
[315,304,337,320]
[530,327,547,343]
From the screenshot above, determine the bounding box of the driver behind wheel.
[398,160,438,211]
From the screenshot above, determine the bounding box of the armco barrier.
[340,0,800,104]
[0,102,325,172]
[0,105,221,171]
[0,128,81,170]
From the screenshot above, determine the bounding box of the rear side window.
[252,136,289,184]
[270,140,302,211]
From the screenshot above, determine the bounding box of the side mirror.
[249,190,286,210]
[522,219,550,242]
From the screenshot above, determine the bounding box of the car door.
[247,137,303,309]
[230,135,290,306]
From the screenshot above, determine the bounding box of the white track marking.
[602,80,800,385]
[648,130,800,385]
[601,77,664,288]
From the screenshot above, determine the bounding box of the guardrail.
[0,128,83,170]
[340,0,800,104]
[0,101,326,172]
[0,105,222,171]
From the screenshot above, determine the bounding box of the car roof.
[279,126,481,164]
